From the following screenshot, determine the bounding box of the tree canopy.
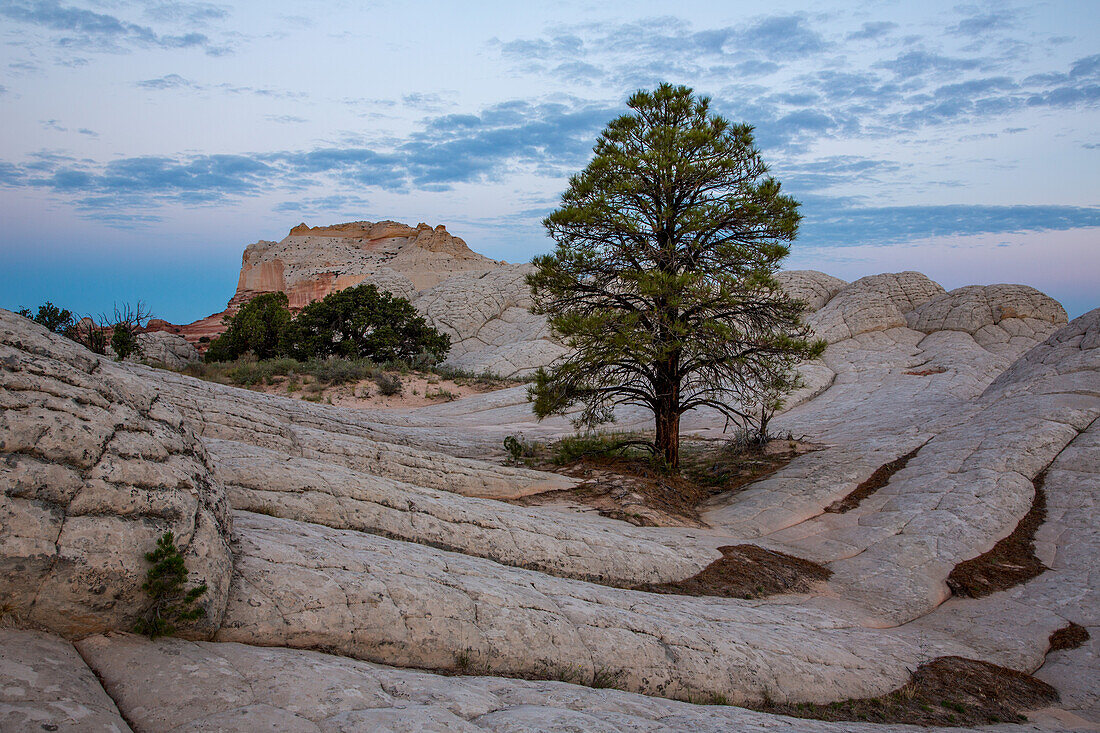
[205,284,450,365]
[528,83,824,468]
[205,292,294,362]
[17,302,73,334]
[289,284,450,362]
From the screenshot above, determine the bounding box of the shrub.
[551,433,642,465]
[133,531,208,638]
[503,434,539,461]
[66,317,108,355]
[289,284,450,363]
[374,373,402,396]
[111,323,140,360]
[426,388,457,401]
[205,292,293,362]
[18,301,74,334]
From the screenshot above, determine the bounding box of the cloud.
[1070,54,1100,77]
[493,13,830,89]
[0,85,7,95]
[738,14,829,58]
[800,202,1100,247]
[216,83,306,99]
[273,194,370,215]
[1,96,614,215]
[142,2,228,26]
[0,162,24,185]
[402,98,615,184]
[846,21,897,41]
[80,211,165,227]
[401,91,457,111]
[15,153,273,212]
[136,73,196,90]
[3,62,1097,245]
[733,59,780,77]
[135,74,305,99]
[496,34,584,61]
[875,50,986,79]
[485,14,1100,151]
[774,155,905,193]
[950,9,1016,37]
[265,114,308,124]
[0,0,230,55]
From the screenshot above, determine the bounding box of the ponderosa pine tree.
[528,84,824,469]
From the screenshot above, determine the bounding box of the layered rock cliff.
[151,220,503,345]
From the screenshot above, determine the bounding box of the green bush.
[551,433,647,465]
[204,286,450,366]
[288,284,450,363]
[374,373,402,396]
[133,532,207,638]
[503,434,539,461]
[111,323,140,360]
[205,292,293,362]
[18,301,74,334]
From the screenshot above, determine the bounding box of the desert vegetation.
[205,283,450,364]
[183,354,517,406]
[132,532,208,639]
[508,430,817,527]
[529,84,824,468]
[16,299,152,360]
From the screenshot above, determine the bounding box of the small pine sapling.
[133,531,208,638]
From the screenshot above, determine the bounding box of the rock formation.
[158,220,1054,379]
[150,220,503,347]
[2,267,1097,731]
[106,331,201,370]
[0,313,232,638]
[146,219,573,376]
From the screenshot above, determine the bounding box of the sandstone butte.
[146,220,503,343]
[3,223,1099,732]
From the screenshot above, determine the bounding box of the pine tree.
[529,84,824,469]
[133,532,208,638]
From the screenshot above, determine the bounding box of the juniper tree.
[288,283,450,363]
[528,84,824,469]
[205,291,294,362]
[17,301,74,334]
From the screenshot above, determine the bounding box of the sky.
[1,0,1097,322]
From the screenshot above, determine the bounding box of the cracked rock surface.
[0,310,232,637]
[1,275,1096,730]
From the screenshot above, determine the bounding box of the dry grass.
[634,544,831,599]
[515,435,817,528]
[825,446,922,514]
[1048,622,1089,652]
[752,656,1058,727]
[946,470,1048,598]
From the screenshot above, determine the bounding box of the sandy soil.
[247,371,515,410]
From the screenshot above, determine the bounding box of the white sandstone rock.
[0,309,232,637]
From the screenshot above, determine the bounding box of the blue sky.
[1,0,1097,321]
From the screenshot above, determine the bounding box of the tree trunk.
[654,353,681,468]
[655,406,680,468]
